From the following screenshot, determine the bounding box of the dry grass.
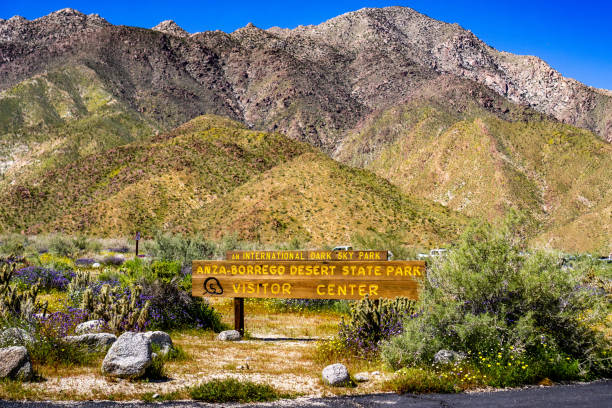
[0,298,391,401]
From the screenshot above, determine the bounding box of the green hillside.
[336,99,612,253]
[189,151,464,246]
[0,115,466,246]
[0,65,158,180]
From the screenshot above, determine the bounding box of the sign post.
[135,232,141,257]
[193,250,425,333]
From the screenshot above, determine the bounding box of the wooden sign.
[226,250,388,261]
[192,260,425,300]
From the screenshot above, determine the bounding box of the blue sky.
[2,1,611,90]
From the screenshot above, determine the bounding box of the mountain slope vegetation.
[0,65,157,179]
[0,115,466,246]
[336,84,612,252]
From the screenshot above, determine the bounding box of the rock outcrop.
[152,20,189,37]
[101,332,152,378]
[65,333,117,351]
[143,331,173,355]
[0,346,33,380]
[322,363,351,386]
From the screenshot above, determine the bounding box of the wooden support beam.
[234,297,245,335]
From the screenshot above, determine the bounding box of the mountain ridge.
[1,6,610,145]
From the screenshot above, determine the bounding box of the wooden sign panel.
[192,260,425,300]
[226,250,388,261]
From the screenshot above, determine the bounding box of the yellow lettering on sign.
[314,283,380,297]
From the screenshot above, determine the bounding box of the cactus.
[339,296,415,354]
[0,262,48,320]
[80,283,150,333]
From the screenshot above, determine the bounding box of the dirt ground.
[9,299,389,401]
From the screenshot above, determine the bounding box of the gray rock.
[354,372,370,382]
[75,320,105,335]
[218,330,241,341]
[322,363,351,386]
[434,349,466,365]
[101,332,152,378]
[0,328,35,346]
[143,331,173,355]
[0,346,33,380]
[65,333,116,351]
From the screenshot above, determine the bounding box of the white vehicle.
[332,245,353,251]
[429,249,448,257]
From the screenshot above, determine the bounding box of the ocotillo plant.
[0,262,47,319]
[81,283,150,332]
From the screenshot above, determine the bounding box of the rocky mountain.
[1,7,610,150]
[0,7,610,251]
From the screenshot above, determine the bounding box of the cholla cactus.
[0,262,47,319]
[67,270,91,293]
[81,283,150,333]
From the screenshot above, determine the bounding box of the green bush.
[142,345,167,380]
[71,235,101,254]
[189,378,286,403]
[381,218,611,381]
[48,235,76,258]
[145,233,216,267]
[0,235,29,257]
[141,280,224,331]
[151,260,181,283]
[384,367,458,394]
[118,258,153,285]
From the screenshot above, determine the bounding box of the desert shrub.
[145,233,216,267]
[352,231,422,260]
[381,219,611,380]
[189,378,285,403]
[151,260,181,283]
[339,296,415,356]
[141,279,223,331]
[384,367,458,394]
[102,255,125,266]
[71,235,101,254]
[117,258,150,284]
[0,235,29,257]
[13,266,75,291]
[108,245,130,253]
[75,258,96,266]
[48,234,76,258]
[29,308,100,366]
[37,253,75,272]
[274,299,338,312]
